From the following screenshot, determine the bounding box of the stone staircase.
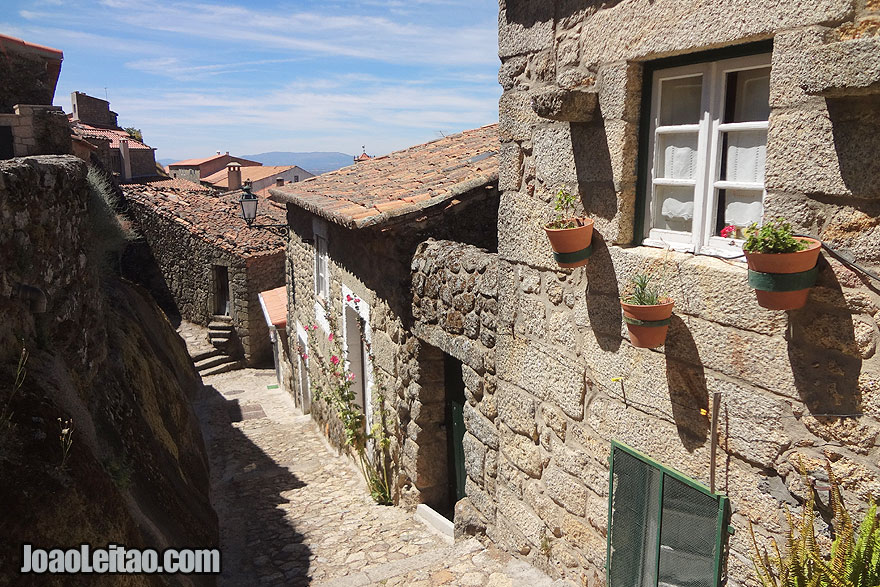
[177,319,244,377]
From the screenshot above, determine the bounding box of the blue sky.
[2,0,501,161]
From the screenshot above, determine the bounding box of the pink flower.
[354,298,360,303]
[301,353,309,360]
[330,355,340,365]
[346,294,352,301]
[347,373,355,382]
[328,333,334,342]
[310,324,317,331]
[720,225,736,239]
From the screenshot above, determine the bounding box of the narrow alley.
[194,368,576,587]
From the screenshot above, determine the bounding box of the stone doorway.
[213,265,230,316]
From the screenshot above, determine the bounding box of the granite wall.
[488,1,880,584]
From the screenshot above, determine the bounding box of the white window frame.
[341,285,373,431]
[642,53,771,257]
[312,218,330,333]
[295,321,311,414]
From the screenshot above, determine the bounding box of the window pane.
[655,185,695,233]
[660,76,703,125]
[726,67,770,123]
[609,449,661,587]
[721,189,763,232]
[721,129,766,184]
[657,133,699,180]
[658,476,719,587]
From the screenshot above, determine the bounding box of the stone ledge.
[530,88,598,122]
[801,37,880,96]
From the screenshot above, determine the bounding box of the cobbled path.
[194,368,576,587]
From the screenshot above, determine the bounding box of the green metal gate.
[606,441,731,587]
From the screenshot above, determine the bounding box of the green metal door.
[445,355,467,507]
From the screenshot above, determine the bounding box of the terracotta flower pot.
[620,300,674,348]
[543,217,594,268]
[744,238,822,310]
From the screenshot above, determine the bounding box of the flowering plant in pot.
[742,219,822,310]
[543,189,594,268]
[620,273,674,348]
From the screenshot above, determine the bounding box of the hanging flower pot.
[544,188,593,268]
[544,217,594,268]
[742,220,822,311]
[620,274,674,348]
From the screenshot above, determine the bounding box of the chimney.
[119,138,132,181]
[276,178,285,187]
[227,162,242,191]
[216,150,221,155]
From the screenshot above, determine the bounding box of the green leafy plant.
[57,418,74,470]
[305,305,395,505]
[743,219,810,254]
[1,343,28,439]
[750,462,880,587]
[123,127,143,142]
[621,273,666,306]
[546,189,583,230]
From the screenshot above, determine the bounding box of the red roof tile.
[73,123,152,150]
[269,124,498,229]
[0,33,63,59]
[258,286,287,329]
[203,165,295,188]
[122,183,286,258]
[168,153,261,168]
[131,177,213,191]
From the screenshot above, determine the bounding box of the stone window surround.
[641,51,771,256]
[340,283,374,431]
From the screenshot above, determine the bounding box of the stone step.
[199,359,245,377]
[195,353,236,371]
[191,348,223,362]
[210,315,232,323]
[209,335,232,346]
[208,324,234,333]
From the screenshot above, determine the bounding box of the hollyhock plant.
[330,355,340,365]
[328,333,334,342]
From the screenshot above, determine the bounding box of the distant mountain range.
[157,151,355,176]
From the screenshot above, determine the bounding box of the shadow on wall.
[197,384,312,584]
[663,315,710,452]
[121,239,182,327]
[585,233,623,351]
[787,260,862,417]
[571,121,619,225]
[502,0,630,27]
[827,96,880,201]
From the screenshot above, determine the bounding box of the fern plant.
[750,462,880,587]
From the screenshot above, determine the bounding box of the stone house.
[0,34,71,159]
[203,163,314,192]
[270,125,499,517]
[122,182,286,368]
[167,152,261,184]
[69,92,159,180]
[427,1,878,585]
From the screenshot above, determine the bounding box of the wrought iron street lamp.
[238,185,288,236]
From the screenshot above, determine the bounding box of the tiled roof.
[0,33,63,59]
[269,124,498,229]
[131,177,213,191]
[74,123,152,150]
[258,286,287,329]
[168,153,260,168]
[122,183,287,258]
[203,165,295,188]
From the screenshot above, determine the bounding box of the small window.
[643,53,771,255]
[294,175,299,182]
[312,219,329,302]
[607,441,730,587]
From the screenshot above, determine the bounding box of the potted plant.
[543,189,594,268]
[742,219,822,310]
[620,273,674,348]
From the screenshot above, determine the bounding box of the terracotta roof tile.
[131,177,213,191]
[269,124,498,229]
[203,165,294,188]
[258,286,287,329]
[73,123,152,150]
[122,183,286,258]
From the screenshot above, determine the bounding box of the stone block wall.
[494,1,880,584]
[0,104,71,159]
[125,196,284,365]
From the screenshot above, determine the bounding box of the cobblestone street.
[195,368,576,587]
